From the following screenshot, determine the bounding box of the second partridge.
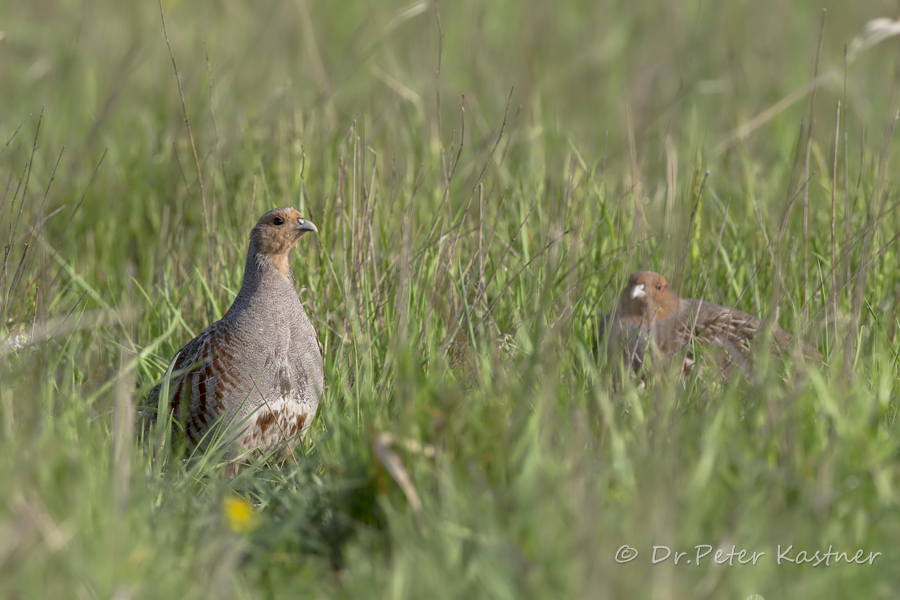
[609,271,820,374]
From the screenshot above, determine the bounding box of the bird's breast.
[238,393,316,453]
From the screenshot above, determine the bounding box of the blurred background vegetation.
[1,0,899,597]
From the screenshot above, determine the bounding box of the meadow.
[1,0,899,597]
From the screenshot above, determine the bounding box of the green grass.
[1,0,899,597]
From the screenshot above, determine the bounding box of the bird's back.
[676,299,807,356]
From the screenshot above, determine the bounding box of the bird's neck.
[618,294,679,323]
[233,241,295,302]
[655,291,679,319]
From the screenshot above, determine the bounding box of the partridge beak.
[295,218,318,233]
[631,283,646,299]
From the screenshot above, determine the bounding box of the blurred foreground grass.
[1,0,899,597]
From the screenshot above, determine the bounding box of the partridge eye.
[656,283,662,291]
[273,217,284,226]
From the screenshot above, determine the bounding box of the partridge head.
[250,207,319,276]
[616,271,679,323]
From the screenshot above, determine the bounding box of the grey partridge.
[142,207,324,460]
[609,271,820,374]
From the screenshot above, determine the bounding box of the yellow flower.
[222,495,257,533]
